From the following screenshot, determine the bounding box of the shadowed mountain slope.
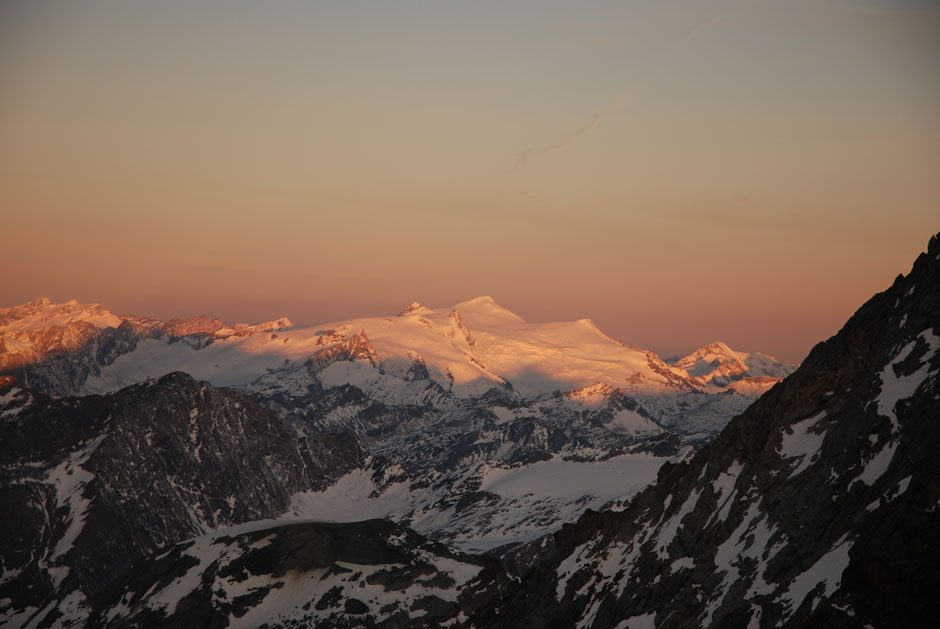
[0,373,364,627]
[471,233,940,628]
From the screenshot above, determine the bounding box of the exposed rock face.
[472,234,940,628]
[89,519,510,628]
[0,373,365,628]
[308,329,380,370]
[398,301,430,316]
[0,320,140,396]
[448,309,476,349]
[157,315,224,337]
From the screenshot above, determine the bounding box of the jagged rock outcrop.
[157,315,224,337]
[472,234,940,628]
[448,309,476,349]
[0,372,365,628]
[308,329,380,370]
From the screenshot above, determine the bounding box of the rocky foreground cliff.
[472,235,940,628]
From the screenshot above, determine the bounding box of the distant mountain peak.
[217,316,294,337]
[398,301,430,316]
[466,295,496,304]
[576,317,603,334]
[457,296,503,310]
[669,340,796,393]
[159,315,223,336]
[452,296,526,325]
[701,340,734,353]
[0,298,125,332]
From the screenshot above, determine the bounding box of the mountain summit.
[670,341,795,394]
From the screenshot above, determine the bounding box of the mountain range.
[0,295,793,400]
[2,233,937,627]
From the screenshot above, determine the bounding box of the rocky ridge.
[0,373,364,628]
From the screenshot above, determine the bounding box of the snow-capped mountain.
[232,323,761,554]
[0,299,134,395]
[669,341,796,394]
[0,298,292,396]
[2,294,783,400]
[0,298,125,332]
[0,295,774,443]
[101,294,659,397]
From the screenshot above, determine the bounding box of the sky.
[1,0,938,364]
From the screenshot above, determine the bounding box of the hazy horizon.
[3,0,938,365]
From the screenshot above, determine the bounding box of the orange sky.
[2,0,938,364]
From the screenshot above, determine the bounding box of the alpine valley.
[2,234,938,628]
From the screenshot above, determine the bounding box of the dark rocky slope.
[472,235,940,628]
[88,519,511,628]
[0,372,364,627]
